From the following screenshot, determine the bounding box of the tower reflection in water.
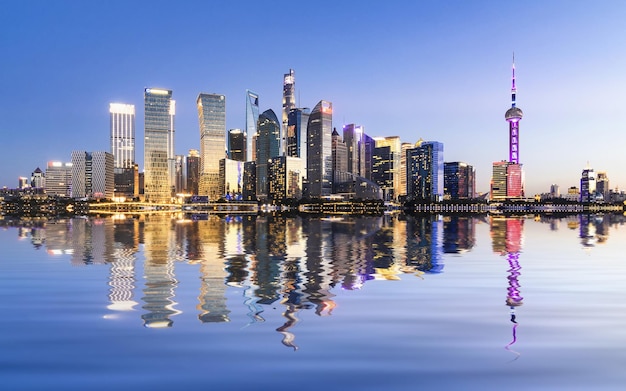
[7,213,472,347]
[490,216,524,358]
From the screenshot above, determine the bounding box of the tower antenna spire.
[511,52,517,108]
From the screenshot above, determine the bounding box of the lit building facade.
[373,136,401,201]
[245,90,259,162]
[45,161,72,197]
[31,167,45,189]
[406,141,444,202]
[256,109,281,201]
[228,129,246,161]
[268,156,305,203]
[144,88,175,203]
[331,128,348,190]
[110,103,136,169]
[220,158,244,200]
[580,167,596,203]
[197,93,226,199]
[71,151,114,199]
[596,171,609,201]
[306,100,333,198]
[186,149,199,195]
[444,162,475,199]
[242,161,256,201]
[286,107,310,169]
[282,69,296,154]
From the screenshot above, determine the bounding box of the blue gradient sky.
[2,1,625,196]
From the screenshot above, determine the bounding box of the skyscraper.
[282,69,296,153]
[343,124,365,177]
[186,149,200,195]
[144,88,175,203]
[444,162,475,199]
[286,107,310,177]
[580,167,596,203]
[197,93,226,199]
[44,161,72,197]
[110,103,137,198]
[110,103,136,169]
[256,109,281,200]
[245,90,259,162]
[406,141,444,201]
[228,129,246,161]
[306,100,333,198]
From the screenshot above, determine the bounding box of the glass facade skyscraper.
[282,69,296,154]
[228,129,246,161]
[286,108,309,174]
[144,88,175,203]
[245,90,259,162]
[256,109,281,200]
[306,100,333,198]
[197,93,226,199]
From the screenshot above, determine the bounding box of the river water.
[1,213,626,390]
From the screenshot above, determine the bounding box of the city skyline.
[2,1,626,196]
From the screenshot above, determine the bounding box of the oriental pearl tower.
[505,54,523,164]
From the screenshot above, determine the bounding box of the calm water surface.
[2,213,626,391]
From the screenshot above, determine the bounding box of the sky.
[2,0,626,196]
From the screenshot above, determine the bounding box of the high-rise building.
[342,124,365,177]
[400,142,413,198]
[331,128,348,189]
[186,149,200,195]
[45,161,72,197]
[362,134,375,181]
[245,90,260,162]
[490,161,524,200]
[406,141,444,201]
[242,161,256,201]
[228,129,246,161]
[31,167,45,189]
[220,158,244,200]
[197,93,226,199]
[110,103,137,198]
[144,88,175,203]
[282,69,296,154]
[286,108,310,165]
[373,136,401,201]
[71,151,114,199]
[306,100,333,198]
[596,171,609,201]
[268,156,304,203]
[444,162,475,199]
[580,167,596,203]
[256,109,281,200]
[110,103,136,169]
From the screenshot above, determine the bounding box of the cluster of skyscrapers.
[22,61,618,204]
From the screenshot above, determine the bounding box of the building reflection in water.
[490,216,524,357]
[3,213,481,347]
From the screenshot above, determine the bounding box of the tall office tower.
[110,103,137,198]
[372,136,402,201]
[362,134,375,180]
[144,88,175,203]
[242,161,256,201]
[444,162,475,199]
[268,156,305,203]
[331,128,348,189]
[110,103,136,168]
[174,154,186,194]
[71,151,114,199]
[372,144,393,201]
[400,142,413,198]
[197,93,226,199]
[246,90,260,162]
[31,167,45,189]
[45,161,72,197]
[596,171,609,200]
[406,141,444,201]
[282,69,296,153]
[306,100,333,198]
[580,167,597,203]
[256,109,281,200]
[286,107,310,163]
[490,161,524,200]
[220,158,244,200]
[342,124,365,177]
[186,149,200,195]
[228,129,246,161]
